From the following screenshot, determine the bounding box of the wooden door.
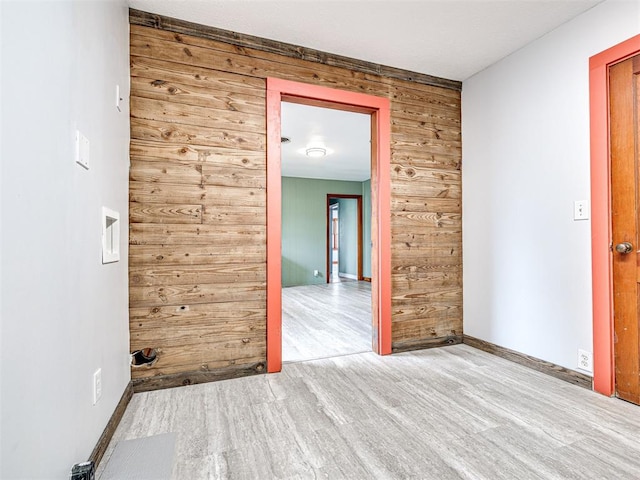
[610,53,640,404]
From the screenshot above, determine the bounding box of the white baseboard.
[338,273,357,280]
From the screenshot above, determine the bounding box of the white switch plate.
[574,200,589,220]
[116,84,122,112]
[93,368,102,405]
[75,130,90,169]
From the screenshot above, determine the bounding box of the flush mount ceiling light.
[305,147,327,158]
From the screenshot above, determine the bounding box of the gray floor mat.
[100,433,176,480]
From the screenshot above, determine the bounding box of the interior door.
[610,53,640,405]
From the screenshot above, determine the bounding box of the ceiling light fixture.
[305,147,327,158]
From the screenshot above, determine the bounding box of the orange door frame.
[266,77,392,373]
[590,34,640,396]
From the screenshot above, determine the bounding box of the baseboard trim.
[89,381,133,468]
[132,361,266,393]
[338,273,357,280]
[392,335,463,353]
[463,335,593,390]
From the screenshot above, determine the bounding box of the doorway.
[279,104,371,363]
[266,78,391,372]
[589,33,640,397]
[609,53,640,405]
[327,194,363,284]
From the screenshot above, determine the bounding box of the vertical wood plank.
[128,21,461,382]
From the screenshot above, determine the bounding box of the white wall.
[0,1,130,478]
[463,0,640,373]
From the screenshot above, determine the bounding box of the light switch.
[116,84,122,112]
[574,200,589,220]
[75,130,90,169]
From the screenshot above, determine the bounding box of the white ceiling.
[281,102,371,182]
[129,0,604,181]
[128,0,603,82]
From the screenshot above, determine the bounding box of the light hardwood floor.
[282,281,372,363]
[98,345,640,479]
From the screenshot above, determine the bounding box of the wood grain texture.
[130,33,386,98]
[129,263,265,287]
[130,139,266,165]
[130,159,203,185]
[128,18,461,382]
[131,75,265,113]
[98,345,639,479]
[130,300,265,327]
[392,335,462,353]
[130,95,265,133]
[391,197,461,212]
[130,338,266,379]
[129,224,265,246]
[132,361,266,392]
[129,203,202,224]
[392,304,462,324]
[391,99,461,129]
[131,55,266,96]
[392,317,461,345]
[130,282,266,308]
[130,182,266,206]
[129,9,461,91]
[131,117,265,151]
[129,244,265,266]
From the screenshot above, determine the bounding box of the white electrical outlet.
[577,349,593,373]
[93,368,102,405]
[313,270,319,277]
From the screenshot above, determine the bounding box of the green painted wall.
[282,177,364,287]
[362,180,372,278]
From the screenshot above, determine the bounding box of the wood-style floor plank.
[282,281,372,363]
[97,344,640,479]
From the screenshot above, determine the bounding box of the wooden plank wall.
[128,11,462,388]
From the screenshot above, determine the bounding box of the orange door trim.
[266,78,392,372]
[589,34,640,396]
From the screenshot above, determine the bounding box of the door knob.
[615,242,634,254]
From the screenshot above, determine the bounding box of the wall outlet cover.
[93,368,102,405]
[577,349,593,373]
